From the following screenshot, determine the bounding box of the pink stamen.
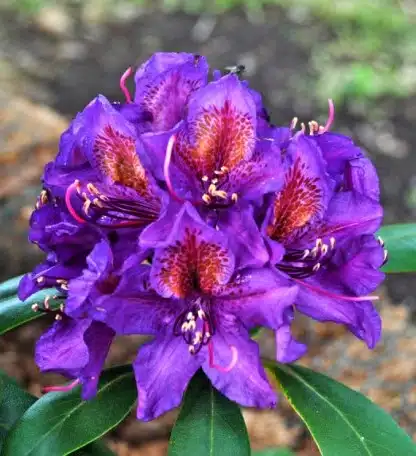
[164,134,188,203]
[320,98,335,133]
[208,340,238,373]
[120,67,133,103]
[43,378,80,393]
[293,278,379,302]
[65,182,86,224]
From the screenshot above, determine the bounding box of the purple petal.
[79,95,153,198]
[344,157,380,201]
[134,334,201,421]
[265,133,334,244]
[134,52,208,132]
[81,321,115,399]
[313,191,383,244]
[174,74,257,178]
[228,137,284,202]
[217,206,269,269]
[218,268,298,331]
[294,235,384,349]
[151,203,235,298]
[312,132,362,179]
[275,307,307,363]
[65,239,115,317]
[92,262,176,335]
[35,317,114,398]
[203,316,276,408]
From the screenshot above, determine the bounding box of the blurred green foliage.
[2,0,414,104]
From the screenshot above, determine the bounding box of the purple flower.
[19,52,386,421]
[97,204,297,420]
[143,74,283,208]
[263,113,386,361]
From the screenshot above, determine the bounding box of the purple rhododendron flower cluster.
[20,52,387,421]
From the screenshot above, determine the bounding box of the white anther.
[312,263,321,272]
[377,236,384,247]
[43,297,50,309]
[211,178,219,185]
[82,199,92,215]
[201,175,209,182]
[181,322,190,332]
[290,117,298,130]
[208,184,217,195]
[231,193,238,202]
[214,190,228,199]
[193,332,202,344]
[87,183,100,195]
[36,276,45,284]
[384,249,388,262]
[60,283,69,291]
[187,312,194,321]
[321,244,328,256]
[301,249,310,259]
[316,238,323,248]
[188,346,195,354]
[202,194,211,204]
[197,309,206,320]
[329,237,336,249]
[55,314,63,321]
[31,304,39,312]
[220,166,229,173]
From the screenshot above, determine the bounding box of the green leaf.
[378,224,416,273]
[2,365,136,456]
[266,362,416,456]
[0,370,36,451]
[0,289,63,335]
[168,371,250,456]
[253,449,295,456]
[0,275,24,301]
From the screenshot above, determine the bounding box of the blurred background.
[0,1,415,454]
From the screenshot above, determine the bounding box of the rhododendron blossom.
[20,52,386,421]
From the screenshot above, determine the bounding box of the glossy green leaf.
[253,449,295,456]
[0,289,63,335]
[0,275,24,301]
[0,370,115,456]
[168,371,250,456]
[378,223,416,273]
[266,362,416,456]
[2,365,136,456]
[0,370,36,451]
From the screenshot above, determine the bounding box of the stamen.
[65,181,86,224]
[202,194,211,204]
[231,193,238,202]
[43,378,80,394]
[377,236,384,247]
[208,339,238,373]
[383,249,388,263]
[214,190,228,199]
[119,67,133,103]
[293,278,380,302]
[319,99,335,133]
[202,175,209,182]
[31,304,39,312]
[290,117,298,130]
[330,237,336,249]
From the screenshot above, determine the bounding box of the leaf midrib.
[17,372,131,456]
[278,364,372,455]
